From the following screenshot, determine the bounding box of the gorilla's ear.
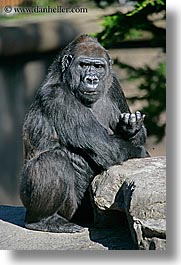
[61,54,73,73]
[109,59,113,67]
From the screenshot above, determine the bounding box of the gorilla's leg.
[25,213,83,233]
[20,150,85,233]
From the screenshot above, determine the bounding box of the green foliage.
[127,0,165,16]
[95,2,166,49]
[94,0,166,142]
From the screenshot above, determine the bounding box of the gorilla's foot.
[25,213,84,233]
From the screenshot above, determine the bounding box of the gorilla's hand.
[116,111,146,140]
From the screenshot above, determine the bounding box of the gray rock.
[91,156,166,250]
[0,206,135,250]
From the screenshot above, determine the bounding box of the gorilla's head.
[59,35,113,106]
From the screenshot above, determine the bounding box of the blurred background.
[0,0,166,205]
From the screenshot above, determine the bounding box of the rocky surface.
[0,156,166,250]
[91,156,166,250]
[0,205,135,250]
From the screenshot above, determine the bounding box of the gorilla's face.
[73,56,109,105]
[62,41,113,106]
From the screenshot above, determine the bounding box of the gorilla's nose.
[85,75,99,86]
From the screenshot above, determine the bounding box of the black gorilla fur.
[20,34,149,233]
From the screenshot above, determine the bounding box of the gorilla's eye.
[94,63,104,69]
[79,62,88,68]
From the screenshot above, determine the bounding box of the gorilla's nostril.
[85,75,99,84]
[86,78,92,84]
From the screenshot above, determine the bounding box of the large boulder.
[91,156,166,250]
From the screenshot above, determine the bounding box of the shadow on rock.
[88,210,137,250]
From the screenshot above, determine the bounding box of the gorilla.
[20,34,149,233]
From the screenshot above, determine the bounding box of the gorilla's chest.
[91,98,119,135]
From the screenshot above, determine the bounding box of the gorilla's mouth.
[78,89,99,105]
[83,91,98,95]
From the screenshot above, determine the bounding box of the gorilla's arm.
[41,85,146,170]
[108,75,147,147]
